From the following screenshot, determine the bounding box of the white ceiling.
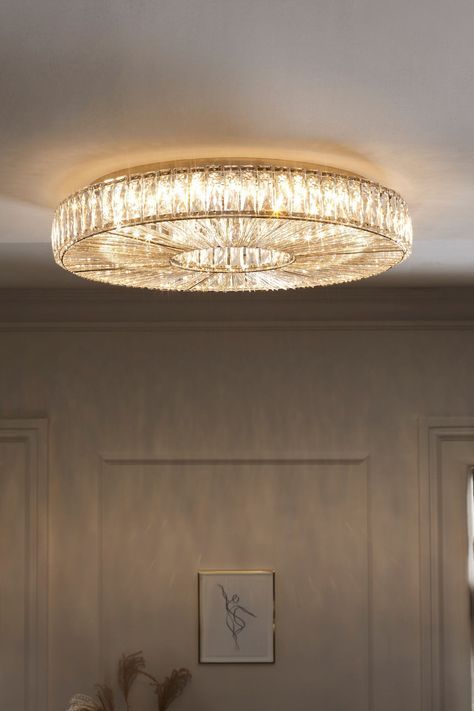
[1,0,473,288]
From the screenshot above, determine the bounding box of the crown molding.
[1,286,474,328]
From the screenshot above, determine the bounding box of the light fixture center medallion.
[52,159,412,291]
[171,246,295,274]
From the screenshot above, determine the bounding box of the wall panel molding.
[419,417,474,711]
[98,450,372,710]
[0,418,48,711]
[3,321,474,333]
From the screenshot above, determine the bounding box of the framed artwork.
[198,570,275,664]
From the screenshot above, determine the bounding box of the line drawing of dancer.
[218,584,257,649]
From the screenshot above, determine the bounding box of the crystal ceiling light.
[52,160,412,291]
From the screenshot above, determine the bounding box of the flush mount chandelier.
[52,159,412,292]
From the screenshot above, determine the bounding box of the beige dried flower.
[154,668,192,711]
[66,652,191,711]
[95,684,115,711]
[118,651,146,709]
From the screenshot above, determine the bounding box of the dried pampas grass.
[66,652,191,711]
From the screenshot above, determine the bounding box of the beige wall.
[1,291,474,711]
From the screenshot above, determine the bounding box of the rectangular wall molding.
[0,418,48,711]
[419,417,474,711]
[98,451,372,711]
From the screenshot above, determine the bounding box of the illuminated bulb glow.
[51,162,412,291]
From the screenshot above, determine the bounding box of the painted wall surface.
[1,323,474,711]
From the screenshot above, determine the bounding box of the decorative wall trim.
[2,321,474,333]
[0,418,48,711]
[419,417,474,711]
[1,286,474,327]
[98,451,372,706]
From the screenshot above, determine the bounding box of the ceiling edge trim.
[0,287,473,325]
